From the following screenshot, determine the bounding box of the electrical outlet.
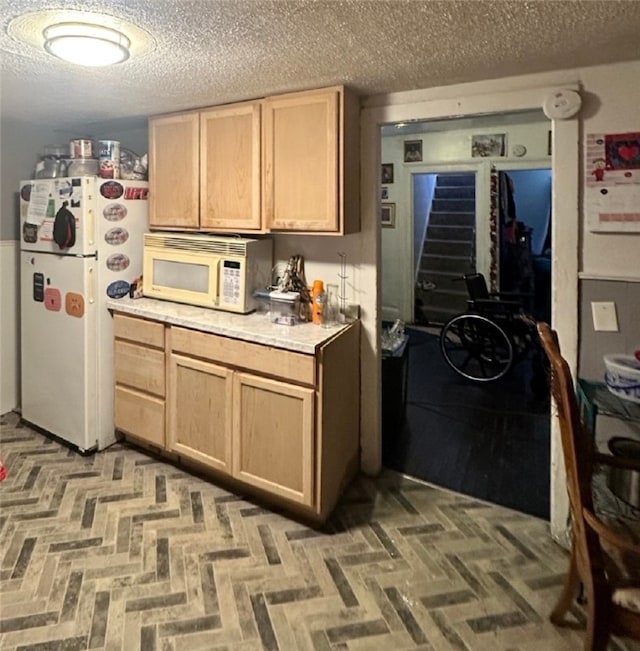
[591,301,618,332]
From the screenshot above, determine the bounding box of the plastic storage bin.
[269,291,300,325]
[604,354,640,404]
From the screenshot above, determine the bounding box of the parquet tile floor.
[0,412,634,650]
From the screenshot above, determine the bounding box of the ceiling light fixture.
[43,22,130,66]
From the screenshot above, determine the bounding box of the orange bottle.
[311,280,325,325]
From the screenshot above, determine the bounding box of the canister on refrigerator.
[70,139,94,158]
[98,140,120,179]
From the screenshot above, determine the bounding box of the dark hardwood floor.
[382,326,551,519]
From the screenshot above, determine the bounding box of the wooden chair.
[537,321,640,650]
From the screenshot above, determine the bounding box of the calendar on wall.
[585,131,640,232]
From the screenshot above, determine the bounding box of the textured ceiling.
[1,0,640,130]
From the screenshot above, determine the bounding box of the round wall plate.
[543,89,582,120]
[512,144,527,157]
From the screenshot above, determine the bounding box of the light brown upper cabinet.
[200,101,262,231]
[149,86,360,235]
[263,86,360,234]
[149,102,261,232]
[149,111,200,229]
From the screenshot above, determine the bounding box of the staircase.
[416,173,476,325]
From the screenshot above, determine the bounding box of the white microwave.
[143,233,273,313]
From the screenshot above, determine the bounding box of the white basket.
[604,354,640,404]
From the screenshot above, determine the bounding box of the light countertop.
[106,297,350,354]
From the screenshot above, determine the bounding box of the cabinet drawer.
[115,340,165,396]
[115,386,164,447]
[113,313,165,349]
[170,327,316,386]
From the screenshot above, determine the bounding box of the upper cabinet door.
[200,102,262,232]
[149,112,200,229]
[263,88,340,232]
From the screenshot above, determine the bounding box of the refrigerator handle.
[87,208,95,246]
[88,266,95,304]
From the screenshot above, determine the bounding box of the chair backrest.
[464,273,490,301]
[536,322,608,580]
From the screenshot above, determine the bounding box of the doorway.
[496,165,552,323]
[414,170,479,325]
[380,112,552,518]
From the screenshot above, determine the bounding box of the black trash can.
[382,335,409,434]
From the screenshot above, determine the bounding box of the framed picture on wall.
[404,139,423,162]
[381,202,396,228]
[381,163,394,184]
[471,133,506,157]
[381,186,389,200]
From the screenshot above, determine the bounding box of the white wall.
[0,241,19,413]
[0,117,62,413]
[0,117,62,239]
[579,65,640,279]
[57,118,149,161]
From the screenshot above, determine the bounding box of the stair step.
[432,198,475,212]
[417,305,461,326]
[415,287,470,312]
[436,174,475,187]
[416,270,470,292]
[434,186,475,200]
[417,172,477,322]
[421,254,475,273]
[423,239,474,256]
[435,184,475,191]
[429,212,475,227]
[427,225,474,241]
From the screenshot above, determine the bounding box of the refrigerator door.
[20,251,98,451]
[94,179,149,449]
[96,179,149,282]
[20,177,97,256]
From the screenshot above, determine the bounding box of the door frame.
[404,162,489,324]
[361,83,579,546]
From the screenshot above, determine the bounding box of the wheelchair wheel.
[440,313,514,382]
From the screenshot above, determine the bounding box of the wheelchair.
[439,273,547,388]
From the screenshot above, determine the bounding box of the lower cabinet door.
[168,353,233,473]
[115,385,165,447]
[232,372,314,506]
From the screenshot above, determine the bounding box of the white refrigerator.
[20,176,149,452]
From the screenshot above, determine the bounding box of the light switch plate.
[591,301,619,332]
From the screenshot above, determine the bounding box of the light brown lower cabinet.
[167,354,233,474]
[113,311,360,521]
[113,314,166,447]
[232,372,315,506]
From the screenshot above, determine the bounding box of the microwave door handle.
[214,258,221,306]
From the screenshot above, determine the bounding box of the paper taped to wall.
[585,132,640,232]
